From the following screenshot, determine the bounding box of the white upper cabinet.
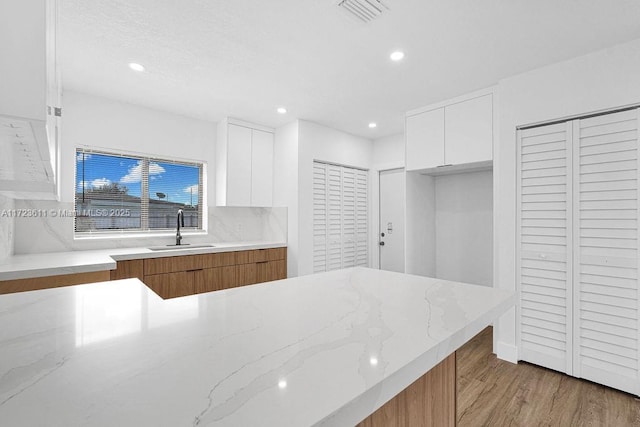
[0,0,60,199]
[406,88,494,172]
[445,94,493,165]
[406,108,444,170]
[226,124,253,207]
[250,129,274,207]
[216,119,274,207]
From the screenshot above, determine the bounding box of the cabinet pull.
[437,164,454,167]
[186,268,204,272]
[256,261,268,264]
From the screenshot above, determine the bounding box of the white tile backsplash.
[12,200,287,254]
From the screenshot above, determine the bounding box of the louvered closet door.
[573,109,640,395]
[342,168,357,268]
[313,163,328,273]
[326,164,344,271]
[517,122,573,374]
[313,162,369,273]
[355,169,368,266]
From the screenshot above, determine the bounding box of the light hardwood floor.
[457,327,640,426]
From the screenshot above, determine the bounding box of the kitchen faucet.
[176,208,184,245]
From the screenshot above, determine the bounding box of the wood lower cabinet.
[110,259,144,280]
[236,263,257,287]
[236,249,287,288]
[113,247,287,299]
[144,271,195,299]
[194,266,237,293]
[357,352,456,426]
[0,270,111,295]
[257,259,286,283]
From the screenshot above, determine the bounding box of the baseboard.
[496,341,518,364]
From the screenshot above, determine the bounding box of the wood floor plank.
[457,326,640,426]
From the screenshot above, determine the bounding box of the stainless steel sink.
[147,244,216,251]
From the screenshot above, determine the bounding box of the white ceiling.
[59,0,640,138]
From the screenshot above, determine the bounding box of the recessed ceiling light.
[128,62,145,72]
[390,51,405,61]
[368,122,377,128]
[277,107,287,114]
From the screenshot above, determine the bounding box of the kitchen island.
[0,268,514,426]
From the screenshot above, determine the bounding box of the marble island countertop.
[0,267,514,426]
[0,241,287,281]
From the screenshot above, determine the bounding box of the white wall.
[274,121,300,277]
[494,37,640,362]
[12,91,288,254]
[372,133,405,170]
[371,133,405,268]
[298,120,373,276]
[435,170,492,286]
[405,171,436,276]
[59,91,216,204]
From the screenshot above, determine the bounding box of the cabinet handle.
[256,261,268,264]
[186,268,204,272]
[437,164,454,168]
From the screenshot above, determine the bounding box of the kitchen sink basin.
[147,244,216,251]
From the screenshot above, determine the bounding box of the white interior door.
[517,122,573,375]
[379,168,405,272]
[573,109,640,395]
[313,161,369,273]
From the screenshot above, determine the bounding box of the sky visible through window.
[76,152,199,206]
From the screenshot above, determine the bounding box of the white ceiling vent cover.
[338,0,390,23]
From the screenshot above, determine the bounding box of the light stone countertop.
[0,267,514,426]
[0,241,287,281]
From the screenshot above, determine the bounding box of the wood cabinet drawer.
[236,248,286,264]
[144,271,195,299]
[144,256,197,275]
[194,266,237,294]
[256,260,286,283]
[144,252,238,275]
[236,263,257,287]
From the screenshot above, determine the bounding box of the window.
[75,148,204,233]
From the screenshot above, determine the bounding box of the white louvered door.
[355,169,369,266]
[573,109,640,395]
[313,163,328,273]
[518,108,640,395]
[517,122,574,374]
[326,164,343,271]
[312,161,369,273]
[342,168,357,268]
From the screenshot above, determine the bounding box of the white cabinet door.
[406,108,444,171]
[517,122,573,375]
[445,94,493,165]
[573,109,639,396]
[250,129,273,207]
[226,124,252,206]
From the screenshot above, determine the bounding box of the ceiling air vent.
[338,0,390,23]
